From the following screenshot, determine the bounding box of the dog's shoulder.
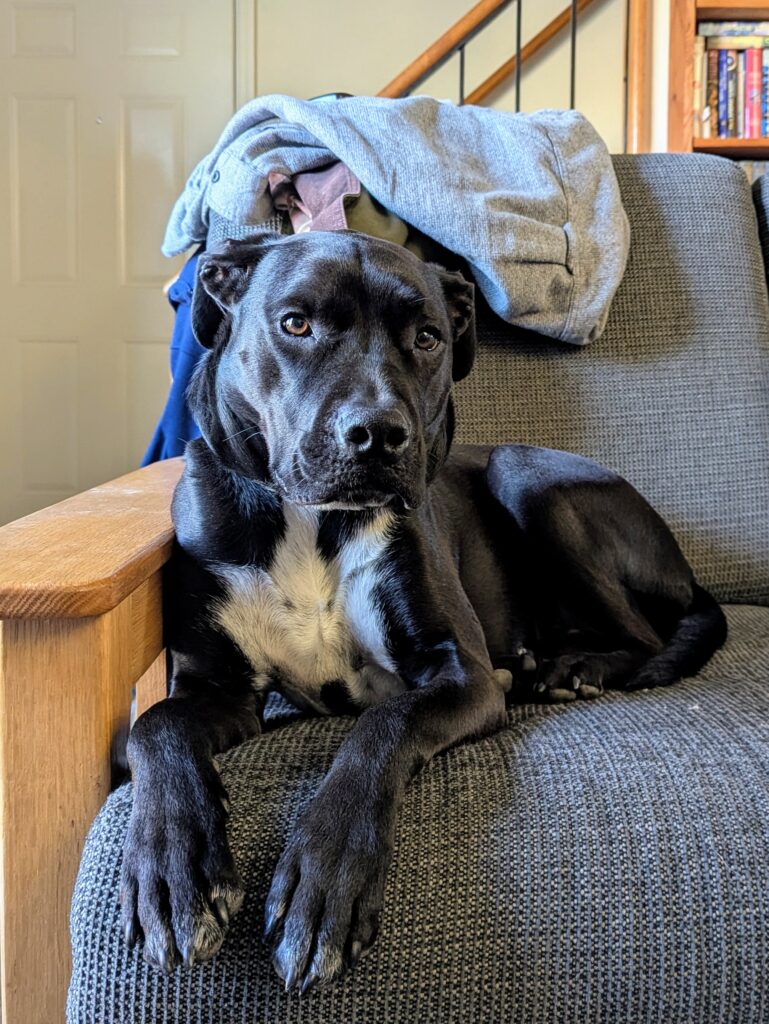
[172,439,284,566]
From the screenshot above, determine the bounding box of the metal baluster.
[458,44,466,105]
[515,0,522,112]
[570,0,577,109]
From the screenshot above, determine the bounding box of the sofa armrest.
[0,459,182,1024]
[0,458,183,619]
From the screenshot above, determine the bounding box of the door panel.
[0,0,239,524]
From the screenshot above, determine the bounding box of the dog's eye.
[415,328,442,352]
[281,315,312,337]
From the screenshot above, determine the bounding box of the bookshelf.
[669,0,769,154]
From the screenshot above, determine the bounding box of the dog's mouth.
[296,493,394,512]
[273,466,421,513]
[282,483,404,512]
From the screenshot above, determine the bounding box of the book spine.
[727,50,738,137]
[746,48,762,138]
[699,21,769,36]
[763,49,769,135]
[706,35,769,49]
[718,49,730,137]
[693,36,705,138]
[738,50,746,137]
[705,48,720,139]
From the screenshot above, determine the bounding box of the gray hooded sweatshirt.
[163,94,630,345]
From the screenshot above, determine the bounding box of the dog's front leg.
[120,673,262,970]
[265,648,506,992]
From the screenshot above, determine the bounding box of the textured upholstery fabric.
[68,605,769,1023]
[457,154,769,605]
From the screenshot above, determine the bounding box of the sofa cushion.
[68,604,769,1023]
[456,154,769,605]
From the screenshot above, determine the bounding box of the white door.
[0,0,245,524]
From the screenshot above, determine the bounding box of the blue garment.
[141,251,204,465]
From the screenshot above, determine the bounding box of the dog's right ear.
[191,232,283,347]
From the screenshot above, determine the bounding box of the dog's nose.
[337,406,411,459]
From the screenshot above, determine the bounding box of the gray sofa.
[68,154,769,1023]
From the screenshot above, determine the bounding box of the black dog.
[121,231,726,992]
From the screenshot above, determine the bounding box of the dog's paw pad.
[573,675,603,700]
[548,686,577,703]
[493,668,514,692]
[514,645,537,674]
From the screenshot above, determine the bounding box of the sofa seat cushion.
[68,604,769,1023]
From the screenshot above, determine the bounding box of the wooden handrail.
[378,0,653,155]
[465,0,599,106]
[378,0,513,98]
[626,0,652,152]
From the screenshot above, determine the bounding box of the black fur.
[121,231,726,991]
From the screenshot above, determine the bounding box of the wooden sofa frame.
[0,459,183,1023]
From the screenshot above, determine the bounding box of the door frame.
[235,0,258,108]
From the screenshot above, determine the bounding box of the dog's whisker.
[219,424,262,443]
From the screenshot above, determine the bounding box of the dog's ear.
[434,268,477,382]
[191,232,283,348]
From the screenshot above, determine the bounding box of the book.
[718,49,730,137]
[763,49,769,136]
[705,48,720,140]
[706,36,769,49]
[727,50,738,137]
[746,48,763,138]
[738,50,746,137]
[693,35,705,138]
[699,21,769,36]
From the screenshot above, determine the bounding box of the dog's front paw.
[264,780,392,993]
[120,766,243,971]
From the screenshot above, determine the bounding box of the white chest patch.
[212,505,403,711]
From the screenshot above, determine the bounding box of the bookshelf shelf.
[693,137,769,156]
[697,2,769,17]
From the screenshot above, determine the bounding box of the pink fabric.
[268,161,361,234]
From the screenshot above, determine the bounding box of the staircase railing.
[378,0,652,153]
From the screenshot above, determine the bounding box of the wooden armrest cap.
[0,459,183,619]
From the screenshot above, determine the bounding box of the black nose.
[338,406,411,459]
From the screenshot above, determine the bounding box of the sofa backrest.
[455,153,769,605]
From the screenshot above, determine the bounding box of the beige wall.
[256,0,628,152]
[651,0,670,151]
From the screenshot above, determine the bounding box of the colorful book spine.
[718,49,730,137]
[699,21,769,36]
[746,48,763,138]
[693,35,705,138]
[727,50,738,137]
[705,48,720,139]
[738,50,746,136]
[763,49,769,136]
[706,35,769,48]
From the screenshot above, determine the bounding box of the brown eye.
[281,315,312,337]
[415,328,441,352]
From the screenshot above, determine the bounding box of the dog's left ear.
[434,268,477,381]
[191,232,283,348]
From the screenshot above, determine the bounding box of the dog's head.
[188,230,476,511]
